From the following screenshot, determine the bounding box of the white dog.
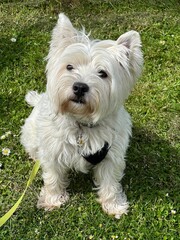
[21,13,143,218]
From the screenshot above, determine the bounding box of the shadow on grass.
[125,126,179,201]
[0,19,52,72]
[0,19,53,127]
[67,126,179,203]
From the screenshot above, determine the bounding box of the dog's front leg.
[37,163,69,211]
[93,159,129,218]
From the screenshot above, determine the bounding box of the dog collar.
[76,121,98,128]
[82,142,110,165]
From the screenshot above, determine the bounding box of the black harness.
[76,121,110,165]
[82,141,110,165]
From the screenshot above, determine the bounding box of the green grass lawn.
[0,0,179,239]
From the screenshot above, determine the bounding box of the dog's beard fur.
[21,13,143,218]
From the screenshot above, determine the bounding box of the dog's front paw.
[37,187,69,211]
[101,200,129,219]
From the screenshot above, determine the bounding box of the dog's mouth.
[71,97,86,104]
[61,95,94,117]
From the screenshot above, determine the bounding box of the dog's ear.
[48,13,87,56]
[52,13,78,42]
[117,30,141,50]
[46,13,80,70]
[116,31,143,78]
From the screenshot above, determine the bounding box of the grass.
[0,0,179,239]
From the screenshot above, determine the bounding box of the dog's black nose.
[73,82,89,97]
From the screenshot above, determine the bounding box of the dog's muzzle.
[73,82,89,97]
[72,82,89,104]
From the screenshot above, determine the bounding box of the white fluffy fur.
[21,13,143,218]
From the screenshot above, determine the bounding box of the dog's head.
[46,13,143,124]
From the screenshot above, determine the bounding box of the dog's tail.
[25,91,41,107]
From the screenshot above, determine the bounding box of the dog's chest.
[76,124,112,150]
[51,122,114,168]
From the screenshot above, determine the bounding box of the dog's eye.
[66,64,74,70]
[98,70,108,78]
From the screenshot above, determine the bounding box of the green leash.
[0,160,40,227]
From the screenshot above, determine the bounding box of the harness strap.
[82,142,110,165]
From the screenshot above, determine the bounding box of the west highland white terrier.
[21,13,143,218]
